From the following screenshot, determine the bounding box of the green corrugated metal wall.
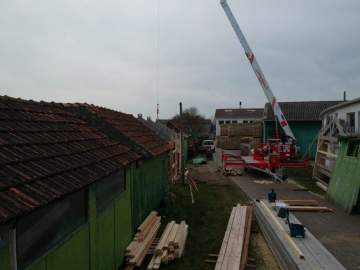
[25,168,133,270]
[327,139,360,213]
[264,121,320,159]
[0,227,11,269]
[131,154,169,229]
[0,154,169,270]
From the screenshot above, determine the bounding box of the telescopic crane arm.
[220,0,296,140]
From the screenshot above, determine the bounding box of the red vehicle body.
[222,139,308,181]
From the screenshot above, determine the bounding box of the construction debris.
[125,211,161,268]
[147,220,188,269]
[255,200,345,269]
[215,204,253,270]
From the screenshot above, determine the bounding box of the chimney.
[343,91,347,101]
[137,113,143,119]
[239,101,242,108]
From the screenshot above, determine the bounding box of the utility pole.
[179,102,185,184]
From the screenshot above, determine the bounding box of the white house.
[214,108,264,136]
[321,97,360,134]
[313,97,360,188]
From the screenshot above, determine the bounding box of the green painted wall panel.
[28,259,46,270]
[327,139,360,213]
[131,154,169,229]
[264,121,320,159]
[114,192,133,267]
[95,171,133,270]
[97,207,115,270]
[2,158,167,270]
[45,226,90,270]
[0,230,11,270]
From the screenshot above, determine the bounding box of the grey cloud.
[0,0,359,119]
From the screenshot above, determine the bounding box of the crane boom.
[220,0,296,140]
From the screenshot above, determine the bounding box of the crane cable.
[155,0,161,120]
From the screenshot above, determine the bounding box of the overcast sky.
[1,0,359,119]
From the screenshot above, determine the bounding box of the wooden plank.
[173,221,186,248]
[179,224,188,258]
[224,205,247,270]
[137,211,157,232]
[240,206,253,270]
[318,150,337,158]
[167,223,179,248]
[288,206,333,212]
[155,221,175,255]
[131,220,161,267]
[215,207,236,270]
[281,199,319,206]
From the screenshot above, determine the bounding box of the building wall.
[323,102,360,133]
[327,138,360,213]
[24,170,133,270]
[130,154,169,229]
[0,169,133,270]
[264,121,321,159]
[215,118,261,136]
[0,154,169,270]
[0,226,12,270]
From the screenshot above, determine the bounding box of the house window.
[16,190,87,269]
[243,120,248,123]
[219,120,224,125]
[231,120,237,124]
[347,140,360,157]
[225,120,231,124]
[346,112,355,133]
[96,170,126,213]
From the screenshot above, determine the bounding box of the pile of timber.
[125,211,161,268]
[255,200,345,270]
[215,204,253,270]
[148,220,188,269]
[217,123,263,151]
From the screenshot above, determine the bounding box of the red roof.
[73,105,172,157]
[0,96,139,224]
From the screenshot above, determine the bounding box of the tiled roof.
[215,108,264,119]
[264,101,343,121]
[68,104,171,157]
[0,96,139,224]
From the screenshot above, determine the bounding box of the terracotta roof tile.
[69,104,171,157]
[0,96,140,224]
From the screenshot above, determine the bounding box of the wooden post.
[179,102,185,184]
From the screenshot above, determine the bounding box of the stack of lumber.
[147,220,188,269]
[125,211,161,268]
[220,123,262,137]
[255,200,345,270]
[217,123,262,151]
[215,204,253,270]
